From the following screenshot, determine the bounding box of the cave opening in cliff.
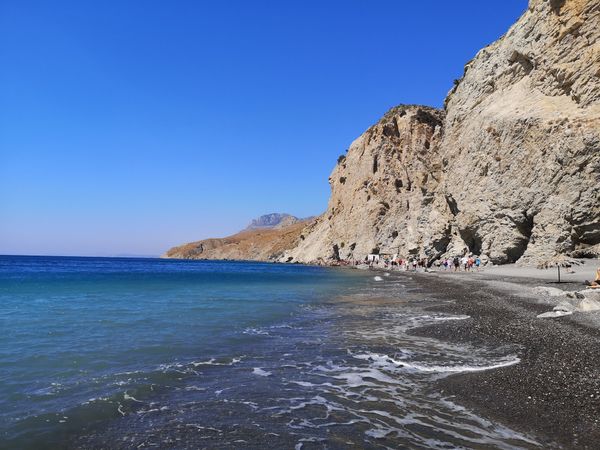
[332,244,340,261]
[504,213,535,263]
[459,227,483,257]
[445,195,460,216]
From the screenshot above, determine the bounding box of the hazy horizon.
[1,1,527,256]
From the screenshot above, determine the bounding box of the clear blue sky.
[0,1,527,256]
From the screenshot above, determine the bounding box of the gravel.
[402,270,600,449]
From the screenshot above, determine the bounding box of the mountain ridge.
[244,213,302,231]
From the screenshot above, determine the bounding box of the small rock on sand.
[577,298,600,312]
[537,310,573,319]
[553,301,576,313]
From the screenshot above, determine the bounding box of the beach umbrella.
[536,254,574,283]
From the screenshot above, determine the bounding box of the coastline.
[397,265,600,449]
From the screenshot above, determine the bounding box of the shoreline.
[396,267,600,449]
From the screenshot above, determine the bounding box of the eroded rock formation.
[283,106,451,263]
[440,0,600,264]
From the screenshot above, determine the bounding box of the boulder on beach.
[537,289,600,317]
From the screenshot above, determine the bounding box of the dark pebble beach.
[405,270,600,449]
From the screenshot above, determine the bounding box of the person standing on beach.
[461,255,468,271]
[585,267,600,287]
[475,256,481,271]
[453,256,460,272]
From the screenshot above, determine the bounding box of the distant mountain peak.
[244,213,299,231]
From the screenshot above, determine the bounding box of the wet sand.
[403,268,600,449]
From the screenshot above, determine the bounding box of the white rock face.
[285,106,448,263]
[284,0,600,266]
[441,0,600,264]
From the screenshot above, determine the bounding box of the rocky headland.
[165,0,599,266]
[162,214,313,261]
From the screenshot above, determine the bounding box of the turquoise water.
[0,256,365,447]
[1,256,539,449]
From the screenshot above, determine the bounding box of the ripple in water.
[70,285,538,449]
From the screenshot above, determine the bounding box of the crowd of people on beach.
[350,252,483,272]
[437,255,482,271]
[335,252,600,288]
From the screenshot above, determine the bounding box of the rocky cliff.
[165,0,599,265]
[440,0,600,264]
[283,105,451,263]
[284,0,599,265]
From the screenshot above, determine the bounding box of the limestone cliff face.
[284,106,450,263]
[285,0,600,265]
[440,0,600,263]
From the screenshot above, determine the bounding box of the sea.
[0,255,540,449]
